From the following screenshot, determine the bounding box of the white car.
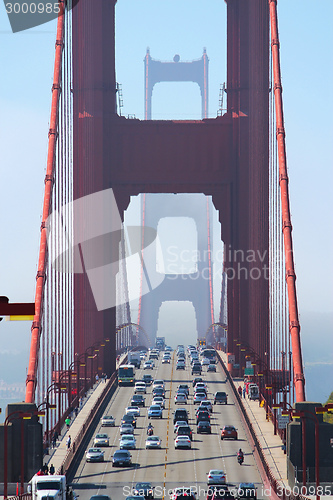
[145,435,162,449]
[201,357,211,366]
[126,406,141,417]
[152,396,165,409]
[174,420,188,432]
[193,392,207,404]
[175,435,191,449]
[153,380,165,389]
[195,382,208,391]
[207,469,226,485]
[119,434,136,450]
[198,401,213,412]
[101,415,115,427]
[135,382,147,394]
[93,433,109,447]
[175,393,187,404]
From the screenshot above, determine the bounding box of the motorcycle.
[237,453,244,465]
[147,426,154,436]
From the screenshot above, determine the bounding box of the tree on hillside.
[324,392,333,424]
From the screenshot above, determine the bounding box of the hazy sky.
[0,1,332,404]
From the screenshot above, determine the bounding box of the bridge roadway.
[69,353,268,500]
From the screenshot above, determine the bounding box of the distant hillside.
[324,392,333,424]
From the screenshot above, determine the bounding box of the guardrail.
[216,351,310,500]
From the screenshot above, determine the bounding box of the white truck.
[128,351,141,368]
[28,474,75,500]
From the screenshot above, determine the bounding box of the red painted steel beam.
[269,0,306,402]
[25,1,65,403]
[0,303,35,316]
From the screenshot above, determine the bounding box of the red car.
[220,425,238,440]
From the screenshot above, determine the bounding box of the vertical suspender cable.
[269,0,305,402]
[25,1,65,403]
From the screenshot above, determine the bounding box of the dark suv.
[131,394,145,407]
[173,408,189,424]
[196,411,210,424]
[192,363,202,375]
[176,425,193,440]
[214,391,228,405]
[142,374,153,385]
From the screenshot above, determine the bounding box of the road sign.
[278,414,290,429]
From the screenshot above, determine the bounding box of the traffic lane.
[72,363,157,499]
[204,369,268,498]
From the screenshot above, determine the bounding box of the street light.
[3,411,32,499]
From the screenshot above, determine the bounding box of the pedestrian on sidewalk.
[66,435,71,449]
[238,386,242,398]
[79,397,83,409]
[65,416,71,429]
[43,464,49,474]
[49,464,55,475]
[51,430,58,448]
[95,373,99,384]
[74,406,79,418]
[242,386,246,398]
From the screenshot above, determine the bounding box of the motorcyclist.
[237,448,244,462]
[147,423,154,434]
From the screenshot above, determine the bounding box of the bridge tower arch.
[138,194,213,346]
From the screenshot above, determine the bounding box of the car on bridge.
[237,483,257,499]
[152,387,165,398]
[93,433,110,447]
[133,483,154,499]
[177,384,190,396]
[173,408,188,424]
[193,392,207,404]
[197,421,211,434]
[119,434,136,449]
[120,423,134,435]
[86,447,105,462]
[175,393,187,404]
[171,488,196,500]
[152,396,165,408]
[145,435,162,449]
[131,394,145,407]
[207,364,216,372]
[220,425,238,440]
[133,483,154,498]
[207,469,226,485]
[176,360,186,370]
[142,374,153,385]
[214,391,228,405]
[112,449,132,467]
[198,400,213,412]
[174,420,188,432]
[192,363,202,375]
[121,414,137,428]
[175,435,191,449]
[176,424,193,441]
[101,415,115,427]
[143,361,154,369]
[148,404,163,419]
[192,377,203,387]
[126,406,140,417]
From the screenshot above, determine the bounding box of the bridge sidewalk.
[45,354,125,475]
[45,378,109,474]
[218,351,289,490]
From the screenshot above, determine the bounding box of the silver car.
[101,415,115,427]
[120,423,135,435]
[119,434,136,449]
[145,436,162,449]
[86,447,104,462]
[93,433,109,447]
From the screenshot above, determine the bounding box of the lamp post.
[3,411,32,499]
